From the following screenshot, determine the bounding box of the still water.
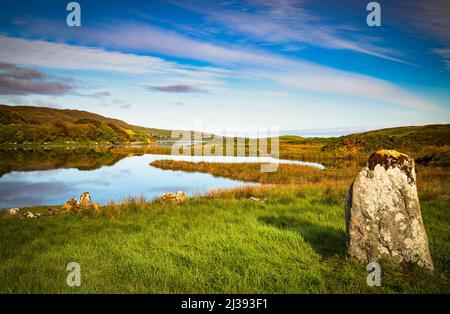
[0,153,324,209]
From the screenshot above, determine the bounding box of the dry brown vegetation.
[151,160,450,203]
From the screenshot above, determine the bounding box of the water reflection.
[0,148,324,209]
[0,147,126,177]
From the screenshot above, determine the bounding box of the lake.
[0,151,324,209]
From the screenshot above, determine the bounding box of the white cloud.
[0,34,439,111]
[434,48,450,70]
[269,69,438,111]
[171,0,411,65]
[0,36,173,74]
[0,35,229,82]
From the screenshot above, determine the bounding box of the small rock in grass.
[7,208,20,216]
[26,211,37,219]
[160,191,187,203]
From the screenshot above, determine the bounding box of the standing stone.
[346,150,434,271]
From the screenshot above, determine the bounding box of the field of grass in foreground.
[0,184,448,293]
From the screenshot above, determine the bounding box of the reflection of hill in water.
[0,147,128,177]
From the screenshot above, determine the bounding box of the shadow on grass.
[258,215,346,259]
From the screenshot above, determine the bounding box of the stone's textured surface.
[26,211,37,218]
[7,208,20,216]
[63,197,77,212]
[77,192,92,206]
[47,208,60,216]
[346,150,434,271]
[62,193,100,213]
[92,203,100,212]
[160,191,187,203]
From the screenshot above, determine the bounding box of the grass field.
[0,118,449,293]
[0,164,448,293]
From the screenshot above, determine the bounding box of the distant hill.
[1,105,449,166]
[0,104,172,144]
[317,124,450,166]
[318,124,450,150]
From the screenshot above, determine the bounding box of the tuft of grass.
[94,196,149,219]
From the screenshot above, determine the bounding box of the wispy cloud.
[0,30,439,111]
[147,84,206,93]
[1,95,63,108]
[171,0,410,65]
[0,63,72,96]
[392,0,450,45]
[0,35,178,74]
[434,48,450,70]
[74,90,111,98]
[0,34,230,95]
[267,69,438,111]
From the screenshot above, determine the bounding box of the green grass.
[0,186,448,293]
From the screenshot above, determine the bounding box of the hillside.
[318,124,450,150]
[316,124,450,166]
[0,104,172,144]
[1,105,449,166]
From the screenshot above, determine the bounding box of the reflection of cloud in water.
[0,153,316,208]
[149,186,193,193]
[1,195,52,209]
[0,181,70,199]
[109,172,129,180]
[0,181,72,208]
[119,169,131,175]
[71,179,111,187]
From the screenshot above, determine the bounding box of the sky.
[0,0,449,135]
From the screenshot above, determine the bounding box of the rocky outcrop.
[62,192,100,213]
[160,191,187,203]
[77,192,92,206]
[346,150,434,271]
[63,197,78,212]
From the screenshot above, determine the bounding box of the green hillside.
[316,124,450,166]
[320,124,450,150]
[0,104,172,144]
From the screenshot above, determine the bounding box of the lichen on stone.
[367,149,415,184]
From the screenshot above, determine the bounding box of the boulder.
[77,192,92,206]
[160,191,187,203]
[62,193,100,213]
[7,208,20,216]
[26,211,37,219]
[63,197,77,212]
[346,150,434,271]
[47,208,60,216]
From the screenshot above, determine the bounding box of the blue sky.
[0,0,449,134]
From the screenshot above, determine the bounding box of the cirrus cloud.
[147,84,207,93]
